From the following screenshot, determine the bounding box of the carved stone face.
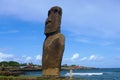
[44,6,62,36]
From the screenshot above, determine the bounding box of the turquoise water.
[22,68,120,80]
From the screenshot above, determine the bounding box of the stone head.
[44,6,62,36]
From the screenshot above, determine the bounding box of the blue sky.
[0,0,120,68]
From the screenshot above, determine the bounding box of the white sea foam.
[65,72,103,76]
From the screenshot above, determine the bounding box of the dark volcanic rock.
[42,6,65,77]
[0,71,24,76]
[42,33,65,76]
[44,6,62,36]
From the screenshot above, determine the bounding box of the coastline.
[0,68,120,80]
[10,66,97,72]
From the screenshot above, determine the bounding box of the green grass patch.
[0,76,37,80]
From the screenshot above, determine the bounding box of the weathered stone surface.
[44,6,62,36]
[42,33,65,77]
[42,6,65,77]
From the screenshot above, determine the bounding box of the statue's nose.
[46,19,52,25]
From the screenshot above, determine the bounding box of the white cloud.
[80,54,104,61]
[64,53,103,62]
[0,0,120,39]
[0,30,19,34]
[0,0,50,22]
[89,55,97,60]
[76,38,91,44]
[64,0,120,39]
[63,53,80,62]
[75,37,113,46]
[21,55,42,63]
[0,52,14,61]
[80,57,87,61]
[25,56,32,62]
[0,52,42,64]
[36,55,41,61]
[71,53,79,60]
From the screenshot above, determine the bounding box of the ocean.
[22,68,120,80]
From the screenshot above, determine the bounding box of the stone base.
[42,68,60,77]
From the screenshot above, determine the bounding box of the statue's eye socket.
[54,9,58,13]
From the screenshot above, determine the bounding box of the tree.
[0,61,9,67]
[20,63,27,66]
[71,64,76,67]
[8,61,19,67]
[28,62,34,66]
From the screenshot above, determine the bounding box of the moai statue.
[42,6,65,77]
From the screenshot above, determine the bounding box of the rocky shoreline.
[0,71,24,76]
[0,76,83,80]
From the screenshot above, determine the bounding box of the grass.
[0,76,85,80]
[0,76,37,80]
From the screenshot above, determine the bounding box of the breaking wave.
[65,72,103,76]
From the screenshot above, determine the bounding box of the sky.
[0,0,120,68]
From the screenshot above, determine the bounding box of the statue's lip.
[46,19,52,25]
[46,23,51,27]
